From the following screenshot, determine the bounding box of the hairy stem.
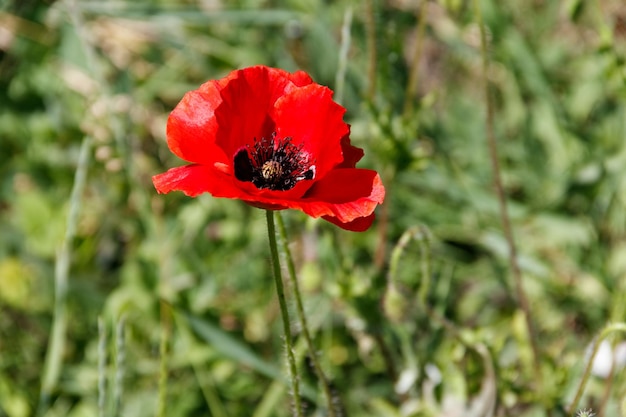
[474,0,543,394]
[266,210,302,417]
[276,213,338,417]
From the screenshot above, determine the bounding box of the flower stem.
[567,322,626,415]
[97,317,107,417]
[265,210,302,417]
[403,0,428,117]
[276,213,339,417]
[113,315,126,417]
[37,135,92,417]
[364,0,377,102]
[335,6,353,106]
[157,300,171,417]
[474,0,544,400]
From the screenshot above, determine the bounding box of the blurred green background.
[1,0,626,416]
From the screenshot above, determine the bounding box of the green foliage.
[2,0,626,416]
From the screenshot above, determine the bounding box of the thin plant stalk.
[364,0,377,101]
[98,317,107,417]
[416,226,432,306]
[172,312,229,417]
[265,210,303,417]
[385,226,431,402]
[335,6,353,106]
[473,0,543,392]
[421,302,497,415]
[403,0,428,117]
[37,2,98,414]
[66,0,144,216]
[113,315,126,417]
[567,322,626,415]
[157,301,172,417]
[597,353,615,417]
[387,227,419,287]
[386,225,432,307]
[37,135,92,416]
[276,213,338,417]
[193,367,229,417]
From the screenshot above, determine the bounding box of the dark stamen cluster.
[234,134,315,191]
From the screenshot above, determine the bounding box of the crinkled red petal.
[337,131,364,168]
[152,162,313,206]
[231,168,384,223]
[234,173,315,201]
[296,168,384,222]
[153,164,384,231]
[166,77,232,165]
[289,70,313,87]
[214,66,303,159]
[272,83,348,181]
[322,213,376,232]
[155,66,385,232]
[152,164,242,198]
[166,66,310,172]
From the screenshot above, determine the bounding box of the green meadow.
[1,0,625,416]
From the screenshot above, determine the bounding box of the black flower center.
[234,134,316,191]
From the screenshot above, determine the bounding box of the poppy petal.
[322,213,376,232]
[289,70,313,87]
[272,83,348,180]
[296,168,384,224]
[214,66,300,158]
[229,168,384,223]
[152,164,241,198]
[153,66,385,232]
[337,132,364,168]
[166,77,232,165]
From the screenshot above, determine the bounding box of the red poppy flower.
[152,65,385,231]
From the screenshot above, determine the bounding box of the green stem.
[335,6,352,106]
[98,317,107,417]
[416,226,432,307]
[474,0,543,399]
[37,135,92,416]
[266,210,302,417]
[276,213,338,417]
[364,0,377,102]
[567,322,626,415]
[387,225,431,306]
[113,315,126,417]
[403,0,428,117]
[387,227,418,285]
[157,301,171,417]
